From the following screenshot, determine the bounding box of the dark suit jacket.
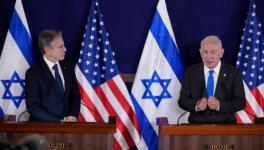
[25,58,80,122]
[178,62,246,124]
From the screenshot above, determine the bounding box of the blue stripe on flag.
[9,10,35,65]
[150,11,184,84]
[130,94,158,150]
[0,106,4,117]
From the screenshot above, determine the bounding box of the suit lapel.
[214,63,228,100]
[197,64,207,98]
[59,61,71,111]
[59,61,69,95]
[40,59,54,85]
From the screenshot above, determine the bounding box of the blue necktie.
[53,64,64,91]
[207,70,214,97]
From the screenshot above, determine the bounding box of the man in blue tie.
[179,35,246,123]
[25,30,80,122]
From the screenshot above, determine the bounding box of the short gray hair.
[38,29,62,54]
[200,35,222,49]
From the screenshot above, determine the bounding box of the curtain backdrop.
[1,0,264,73]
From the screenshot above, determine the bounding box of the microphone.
[80,102,104,123]
[177,111,188,125]
[177,99,201,125]
[18,103,40,122]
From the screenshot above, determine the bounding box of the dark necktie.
[53,64,64,91]
[207,70,214,97]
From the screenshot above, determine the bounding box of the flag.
[236,0,264,123]
[75,0,141,149]
[130,0,186,149]
[0,0,35,121]
[0,106,3,118]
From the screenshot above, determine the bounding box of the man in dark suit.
[178,35,246,124]
[25,30,80,122]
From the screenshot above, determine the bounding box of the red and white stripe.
[75,66,141,149]
[236,82,264,123]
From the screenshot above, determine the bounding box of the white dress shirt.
[43,56,65,89]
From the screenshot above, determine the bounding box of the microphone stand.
[18,103,40,122]
[80,102,104,123]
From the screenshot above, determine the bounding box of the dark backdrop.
[1,0,264,74]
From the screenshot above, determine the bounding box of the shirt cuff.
[216,103,220,111]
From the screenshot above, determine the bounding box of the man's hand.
[197,97,207,111]
[61,116,77,122]
[207,96,220,110]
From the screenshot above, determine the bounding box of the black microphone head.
[17,134,48,150]
[108,116,116,124]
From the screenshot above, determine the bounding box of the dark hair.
[38,30,62,54]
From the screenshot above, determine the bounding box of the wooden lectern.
[159,124,264,150]
[0,121,116,150]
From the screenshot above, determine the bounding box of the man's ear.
[44,47,50,55]
[199,49,203,56]
[220,48,224,57]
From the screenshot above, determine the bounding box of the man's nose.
[207,52,214,57]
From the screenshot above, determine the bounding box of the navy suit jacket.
[25,58,80,122]
[178,62,246,124]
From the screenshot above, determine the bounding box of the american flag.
[236,0,264,123]
[75,0,141,149]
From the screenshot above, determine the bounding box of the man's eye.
[211,51,217,54]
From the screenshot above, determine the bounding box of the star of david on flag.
[141,71,171,107]
[130,0,187,149]
[0,0,35,121]
[1,71,25,108]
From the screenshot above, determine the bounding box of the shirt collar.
[204,61,221,75]
[43,56,58,69]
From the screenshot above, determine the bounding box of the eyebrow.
[201,49,218,52]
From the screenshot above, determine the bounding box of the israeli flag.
[0,106,3,118]
[0,0,35,121]
[131,0,187,149]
